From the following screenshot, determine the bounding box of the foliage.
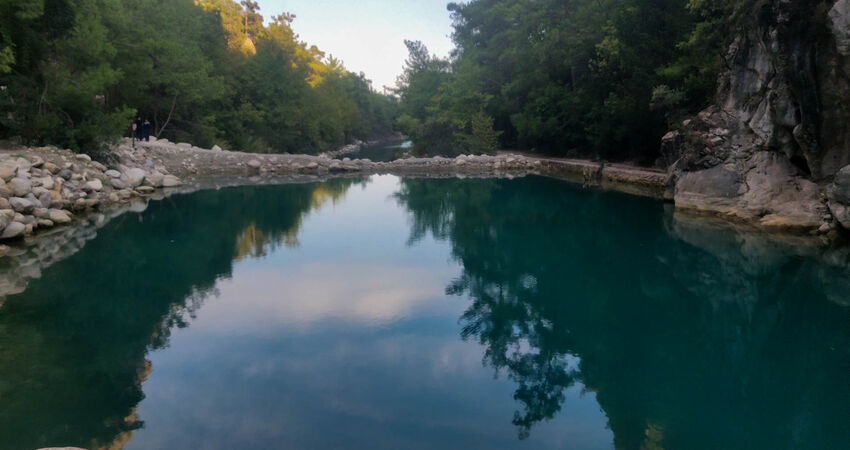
[396,0,735,162]
[0,0,397,154]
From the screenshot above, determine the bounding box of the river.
[1,175,848,449]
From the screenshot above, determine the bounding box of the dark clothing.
[142,122,152,141]
[135,118,143,140]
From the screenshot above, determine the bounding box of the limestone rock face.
[828,165,850,228]
[665,0,850,231]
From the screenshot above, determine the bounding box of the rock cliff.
[664,0,850,233]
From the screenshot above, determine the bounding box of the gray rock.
[0,161,17,182]
[125,168,146,187]
[75,154,92,161]
[8,177,31,197]
[110,178,127,189]
[248,159,262,169]
[828,165,850,229]
[36,219,54,228]
[58,169,72,180]
[136,186,155,194]
[1,221,25,239]
[0,198,8,210]
[83,179,103,192]
[829,0,850,55]
[38,176,54,190]
[48,209,72,224]
[211,145,223,152]
[9,197,34,214]
[162,175,182,187]
[105,170,121,178]
[33,208,49,219]
[144,171,164,187]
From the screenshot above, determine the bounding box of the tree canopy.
[0,0,398,155]
[395,0,734,162]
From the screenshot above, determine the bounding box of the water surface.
[1,175,849,449]
[346,140,411,162]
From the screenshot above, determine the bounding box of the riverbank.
[0,137,847,302]
[0,136,843,254]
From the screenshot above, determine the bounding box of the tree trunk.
[156,95,177,138]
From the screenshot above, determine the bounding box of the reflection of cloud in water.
[194,262,456,332]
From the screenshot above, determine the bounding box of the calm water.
[346,140,411,162]
[1,175,849,450]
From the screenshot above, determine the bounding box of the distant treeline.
[395,0,735,162]
[0,0,398,154]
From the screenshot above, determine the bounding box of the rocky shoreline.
[0,135,847,302]
[0,131,844,259]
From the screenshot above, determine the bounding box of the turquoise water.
[1,175,849,449]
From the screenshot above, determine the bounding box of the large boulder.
[125,168,146,188]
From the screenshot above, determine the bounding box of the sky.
[256,0,456,93]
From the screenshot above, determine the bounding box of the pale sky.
[256,0,456,93]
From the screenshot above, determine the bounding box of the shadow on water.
[0,178,365,450]
[0,175,849,449]
[394,176,850,449]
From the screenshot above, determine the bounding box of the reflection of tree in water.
[396,176,850,448]
[0,178,362,450]
[234,178,365,260]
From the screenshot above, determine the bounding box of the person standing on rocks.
[131,120,138,148]
[143,119,152,142]
[135,116,143,141]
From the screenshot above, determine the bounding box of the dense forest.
[0,0,397,155]
[395,0,735,162]
[1,0,739,163]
